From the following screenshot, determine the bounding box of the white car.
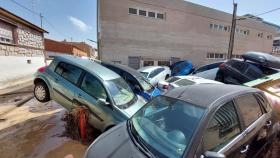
[138,66,171,86]
[158,75,222,91]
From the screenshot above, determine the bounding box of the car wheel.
[165,75,169,80]
[34,82,50,102]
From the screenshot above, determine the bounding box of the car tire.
[165,75,169,80]
[34,82,50,103]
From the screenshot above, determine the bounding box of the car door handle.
[240,145,249,154]
[266,121,272,128]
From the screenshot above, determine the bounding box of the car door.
[74,72,112,130]
[233,93,271,158]
[202,101,245,158]
[52,62,83,111]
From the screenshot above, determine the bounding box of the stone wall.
[0,44,43,56]
[0,22,44,57]
[17,25,44,49]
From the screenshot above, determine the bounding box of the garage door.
[128,56,140,69]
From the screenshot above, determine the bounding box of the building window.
[144,60,154,66]
[210,24,214,29]
[267,35,272,40]
[158,61,170,66]
[0,26,14,44]
[139,10,147,16]
[157,13,164,19]
[214,24,218,30]
[207,53,225,59]
[129,8,137,14]
[224,26,228,31]
[218,25,223,30]
[258,33,263,38]
[148,12,156,18]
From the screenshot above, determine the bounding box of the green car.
[33,56,146,132]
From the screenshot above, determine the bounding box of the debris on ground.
[62,108,101,145]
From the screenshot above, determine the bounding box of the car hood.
[123,95,146,117]
[85,122,146,158]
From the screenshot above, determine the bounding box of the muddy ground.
[0,86,93,158]
[1,86,280,158]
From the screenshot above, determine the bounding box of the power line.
[8,0,40,16]
[8,0,69,39]
[255,7,280,16]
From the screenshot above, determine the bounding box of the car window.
[104,65,122,75]
[203,101,241,152]
[244,66,263,79]
[55,62,83,84]
[255,94,272,113]
[235,94,263,127]
[123,72,139,89]
[175,79,196,86]
[231,61,248,73]
[148,68,162,78]
[194,65,208,74]
[166,77,180,83]
[81,73,108,100]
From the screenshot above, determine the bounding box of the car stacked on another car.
[158,76,222,91]
[216,52,280,84]
[85,84,279,158]
[192,61,225,80]
[100,61,161,101]
[170,60,193,76]
[33,56,146,132]
[138,66,171,86]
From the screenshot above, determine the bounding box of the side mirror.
[134,85,141,92]
[204,151,225,158]
[97,98,110,106]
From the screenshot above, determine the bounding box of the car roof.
[138,66,165,72]
[164,84,259,108]
[55,56,120,81]
[172,76,222,84]
[101,61,142,77]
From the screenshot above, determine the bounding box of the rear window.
[55,62,83,84]
[230,61,248,73]
[166,77,180,83]
[175,79,195,86]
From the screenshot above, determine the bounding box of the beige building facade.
[99,0,277,69]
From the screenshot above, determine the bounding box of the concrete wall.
[100,0,277,66]
[0,56,45,90]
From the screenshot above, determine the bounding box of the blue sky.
[0,0,279,49]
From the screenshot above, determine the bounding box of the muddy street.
[0,90,91,158]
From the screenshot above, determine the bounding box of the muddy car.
[33,56,146,132]
[216,52,279,84]
[85,84,279,158]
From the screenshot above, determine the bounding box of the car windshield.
[174,79,195,86]
[106,78,136,109]
[136,76,153,91]
[166,77,180,83]
[140,72,149,78]
[131,96,205,158]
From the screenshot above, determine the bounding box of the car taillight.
[38,66,47,73]
[219,63,225,69]
[163,84,169,89]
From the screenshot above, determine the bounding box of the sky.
[0,0,279,49]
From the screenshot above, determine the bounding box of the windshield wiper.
[128,120,156,158]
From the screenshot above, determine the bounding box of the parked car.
[138,66,171,86]
[85,84,278,158]
[216,52,280,84]
[170,60,193,76]
[158,76,222,91]
[33,56,146,132]
[100,61,161,101]
[192,61,224,80]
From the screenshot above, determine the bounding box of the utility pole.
[227,3,237,59]
[97,0,101,60]
[40,13,43,28]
